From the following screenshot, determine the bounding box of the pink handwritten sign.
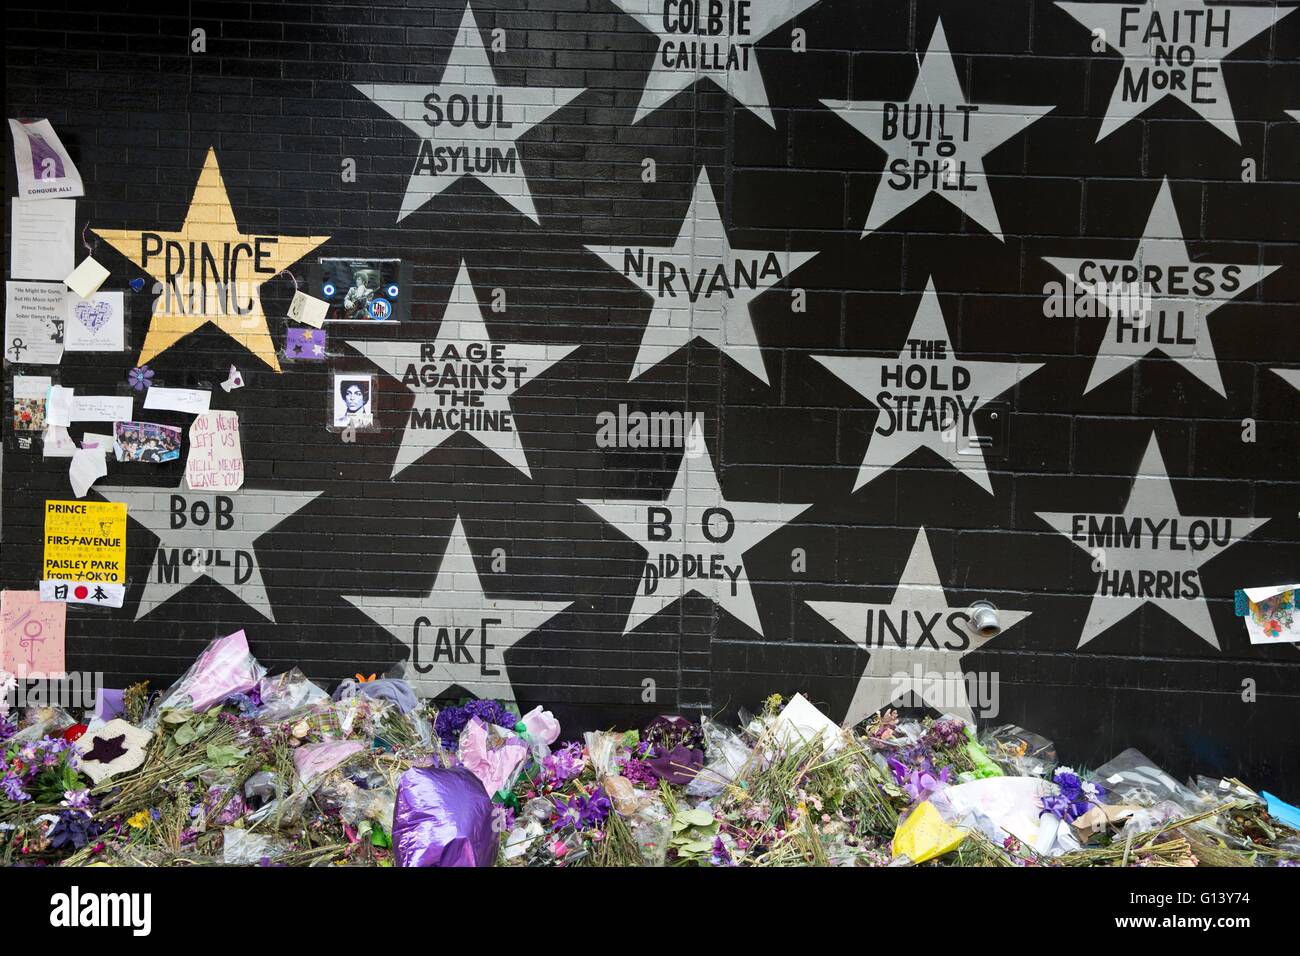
[185,409,244,491]
[1,590,66,676]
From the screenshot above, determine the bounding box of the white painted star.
[353,3,585,222]
[342,515,571,702]
[1045,178,1279,397]
[1036,433,1270,650]
[812,278,1042,494]
[807,528,1030,725]
[95,485,322,623]
[821,19,1052,240]
[585,169,817,384]
[613,0,822,126]
[1056,1,1292,143]
[349,261,579,478]
[1272,368,1300,394]
[580,419,811,636]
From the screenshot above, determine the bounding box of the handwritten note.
[144,386,211,414]
[70,394,133,422]
[185,409,244,491]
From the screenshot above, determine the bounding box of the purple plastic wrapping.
[391,766,499,867]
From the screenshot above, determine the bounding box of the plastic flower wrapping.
[1,635,1298,868]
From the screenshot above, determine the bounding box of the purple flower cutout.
[128,366,155,392]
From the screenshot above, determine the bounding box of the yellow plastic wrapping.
[891,800,967,863]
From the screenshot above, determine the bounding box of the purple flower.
[2,774,31,802]
[642,715,704,754]
[887,757,909,785]
[551,791,611,832]
[1039,793,1073,821]
[541,742,585,785]
[434,699,517,751]
[226,692,261,718]
[922,719,968,749]
[1044,767,1106,822]
[62,789,91,810]
[48,809,101,850]
[903,765,950,803]
[710,836,734,866]
[620,757,657,788]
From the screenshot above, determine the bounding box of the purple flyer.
[285,326,326,361]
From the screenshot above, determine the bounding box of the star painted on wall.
[342,515,571,702]
[821,19,1052,240]
[1036,433,1270,650]
[94,486,322,623]
[585,169,817,385]
[1056,1,1293,143]
[807,528,1030,725]
[580,419,811,637]
[1045,178,1279,397]
[1272,368,1300,394]
[812,279,1041,494]
[93,148,330,373]
[353,2,584,222]
[348,261,579,478]
[612,0,822,126]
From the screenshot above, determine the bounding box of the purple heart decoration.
[74,299,113,334]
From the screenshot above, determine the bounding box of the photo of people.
[319,258,401,322]
[12,376,51,432]
[114,420,182,463]
[333,373,374,429]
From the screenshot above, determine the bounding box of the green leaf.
[204,744,248,768]
[681,808,714,827]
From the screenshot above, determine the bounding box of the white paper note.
[220,365,244,392]
[69,446,108,497]
[143,386,211,414]
[80,432,115,453]
[69,394,133,422]
[40,579,125,609]
[64,290,125,352]
[42,424,77,457]
[288,290,329,328]
[4,280,66,364]
[8,119,84,200]
[45,385,74,427]
[64,257,110,298]
[185,409,244,491]
[10,198,75,281]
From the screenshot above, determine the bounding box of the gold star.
[94,149,329,372]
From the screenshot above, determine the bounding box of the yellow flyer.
[42,499,127,584]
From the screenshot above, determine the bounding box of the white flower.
[1082,782,1101,801]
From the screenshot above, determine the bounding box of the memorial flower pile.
[1,637,1297,868]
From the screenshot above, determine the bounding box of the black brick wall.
[4,0,1299,792]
